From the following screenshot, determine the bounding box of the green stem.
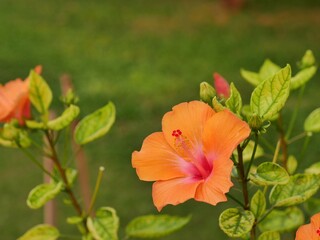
[300,135,311,161]
[287,132,308,144]
[236,146,250,210]
[286,85,305,140]
[277,113,288,169]
[20,147,58,181]
[272,140,281,164]
[87,166,105,215]
[245,132,259,179]
[257,206,275,224]
[226,193,245,208]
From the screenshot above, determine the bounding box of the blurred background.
[0,0,320,239]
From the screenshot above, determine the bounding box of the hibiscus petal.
[132,132,188,181]
[162,101,215,156]
[202,110,251,160]
[295,223,313,240]
[195,157,233,205]
[152,177,200,211]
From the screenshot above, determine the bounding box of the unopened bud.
[213,73,230,99]
[200,82,216,104]
[298,50,315,69]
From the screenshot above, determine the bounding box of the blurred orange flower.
[296,212,320,240]
[213,72,230,99]
[132,101,250,211]
[0,66,41,125]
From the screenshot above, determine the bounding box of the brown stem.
[236,145,250,210]
[277,113,288,169]
[44,130,88,232]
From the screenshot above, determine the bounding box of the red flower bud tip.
[213,72,230,99]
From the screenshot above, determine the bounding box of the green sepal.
[28,70,52,116]
[200,81,216,104]
[47,105,80,131]
[250,190,266,219]
[87,207,119,240]
[0,123,31,148]
[250,162,289,186]
[219,208,255,238]
[27,182,63,209]
[125,215,191,239]
[258,207,304,232]
[304,107,320,133]
[290,66,317,90]
[250,65,291,121]
[257,231,280,240]
[269,173,320,207]
[74,102,116,145]
[212,97,226,112]
[225,82,242,115]
[18,224,59,240]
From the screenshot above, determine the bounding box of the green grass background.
[0,0,320,239]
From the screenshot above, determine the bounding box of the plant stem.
[44,130,87,232]
[245,132,259,179]
[272,140,281,164]
[87,166,105,215]
[226,193,245,208]
[287,132,308,144]
[236,146,250,210]
[277,113,288,169]
[286,85,305,140]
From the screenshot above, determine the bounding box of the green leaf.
[29,70,52,115]
[212,97,226,112]
[219,208,255,238]
[250,65,291,121]
[66,168,78,186]
[87,207,119,240]
[226,83,242,115]
[304,108,320,133]
[126,215,190,238]
[298,49,316,69]
[291,66,317,90]
[250,162,289,186]
[240,69,260,86]
[305,162,320,174]
[287,155,298,175]
[257,231,280,240]
[47,105,80,131]
[250,190,266,219]
[304,198,320,216]
[27,182,63,209]
[18,224,59,240]
[75,102,116,145]
[269,174,320,207]
[259,59,281,81]
[67,216,83,225]
[258,207,304,232]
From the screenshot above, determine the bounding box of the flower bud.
[213,73,230,99]
[200,82,216,104]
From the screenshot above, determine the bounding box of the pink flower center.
[172,129,212,180]
[316,228,320,236]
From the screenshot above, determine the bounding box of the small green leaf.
[304,108,320,133]
[126,215,190,238]
[250,162,289,186]
[305,162,320,174]
[66,168,77,186]
[259,59,281,81]
[27,182,63,209]
[47,105,80,131]
[257,231,280,240]
[250,65,291,121]
[287,155,298,175]
[226,82,242,115]
[26,120,45,129]
[298,49,316,69]
[18,224,59,240]
[219,208,255,238]
[258,207,304,232]
[75,102,116,145]
[291,66,317,90]
[269,174,320,207]
[250,190,266,219]
[212,97,226,112]
[87,207,119,240]
[29,70,52,115]
[240,69,260,86]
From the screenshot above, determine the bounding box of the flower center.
[316,228,320,236]
[172,129,212,180]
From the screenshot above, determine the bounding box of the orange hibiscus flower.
[0,66,41,125]
[132,101,250,211]
[296,212,320,240]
